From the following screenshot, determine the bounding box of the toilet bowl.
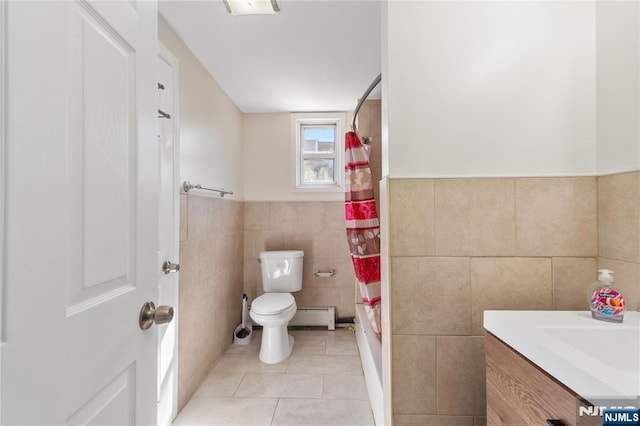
[249,293,297,364]
[250,250,303,364]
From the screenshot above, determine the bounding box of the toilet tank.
[259,250,304,292]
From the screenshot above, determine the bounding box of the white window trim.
[291,112,346,193]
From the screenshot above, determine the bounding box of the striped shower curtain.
[344,131,381,339]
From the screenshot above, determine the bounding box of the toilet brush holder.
[233,323,252,345]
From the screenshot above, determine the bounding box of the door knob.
[139,301,174,330]
[162,260,180,274]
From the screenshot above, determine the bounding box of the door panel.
[68,1,137,313]
[66,365,136,426]
[2,1,158,424]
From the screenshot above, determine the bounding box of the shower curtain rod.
[352,73,382,132]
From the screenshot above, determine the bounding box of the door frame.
[0,0,6,349]
[158,41,180,423]
[0,8,6,419]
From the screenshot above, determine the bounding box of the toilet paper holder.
[313,269,335,278]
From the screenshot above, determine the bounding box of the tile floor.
[173,328,375,426]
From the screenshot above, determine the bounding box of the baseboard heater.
[249,306,335,330]
[290,306,335,330]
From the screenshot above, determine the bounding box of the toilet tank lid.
[259,250,304,259]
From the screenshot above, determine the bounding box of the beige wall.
[598,171,640,311]
[243,113,345,202]
[178,195,244,411]
[243,113,301,202]
[159,17,244,199]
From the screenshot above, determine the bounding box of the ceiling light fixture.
[222,0,280,16]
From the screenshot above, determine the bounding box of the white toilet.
[250,250,303,364]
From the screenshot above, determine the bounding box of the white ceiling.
[159,0,381,113]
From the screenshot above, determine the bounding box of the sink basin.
[484,310,640,406]
[538,326,639,374]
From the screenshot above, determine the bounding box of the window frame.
[291,112,346,192]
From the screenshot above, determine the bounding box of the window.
[292,112,346,191]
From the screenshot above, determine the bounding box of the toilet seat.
[251,293,295,315]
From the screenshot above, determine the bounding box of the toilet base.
[258,328,294,364]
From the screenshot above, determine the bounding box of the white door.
[2,1,160,424]
[157,44,180,426]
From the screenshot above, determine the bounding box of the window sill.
[293,185,344,193]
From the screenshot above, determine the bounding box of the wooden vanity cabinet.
[486,332,600,426]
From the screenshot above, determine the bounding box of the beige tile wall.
[178,194,244,411]
[243,201,356,318]
[598,171,640,311]
[356,100,382,210]
[387,176,601,424]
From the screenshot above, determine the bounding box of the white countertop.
[484,310,640,407]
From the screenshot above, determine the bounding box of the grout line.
[434,336,439,414]
[320,374,326,399]
[270,398,280,426]
[231,372,246,397]
[551,257,556,310]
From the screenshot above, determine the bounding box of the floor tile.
[173,397,277,426]
[290,338,327,355]
[234,373,323,398]
[322,374,369,400]
[271,398,375,425]
[195,371,245,397]
[325,338,359,355]
[212,353,288,374]
[286,354,363,375]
